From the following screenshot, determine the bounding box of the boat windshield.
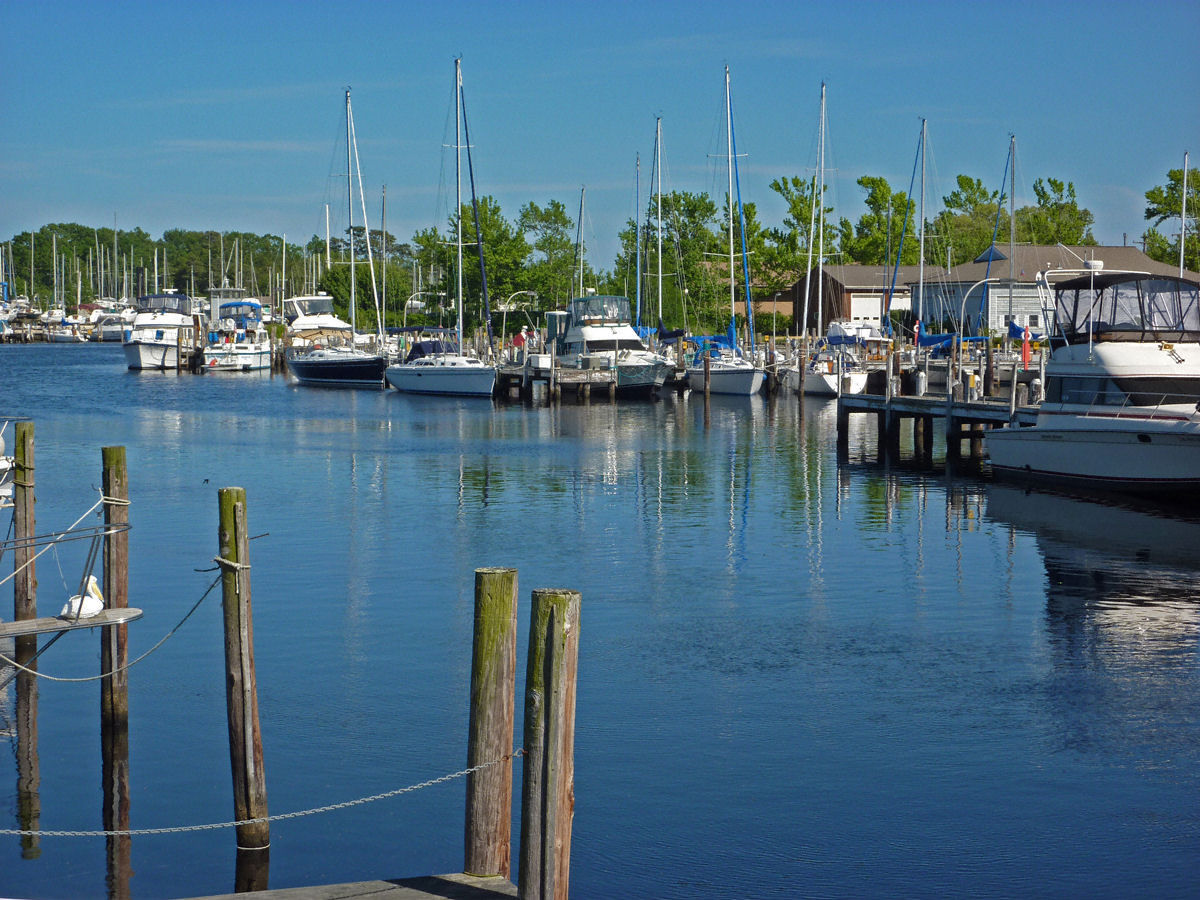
[568,296,632,325]
[136,293,195,315]
[581,338,647,352]
[287,296,335,318]
[1053,274,1200,341]
[219,302,263,321]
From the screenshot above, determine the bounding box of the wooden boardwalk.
[837,391,1040,461]
[192,872,516,899]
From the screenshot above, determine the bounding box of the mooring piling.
[13,421,40,860]
[101,446,132,897]
[216,487,270,876]
[518,588,581,900]
[465,567,519,878]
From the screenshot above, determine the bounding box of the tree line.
[4,167,1194,336]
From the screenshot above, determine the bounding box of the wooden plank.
[190,873,516,900]
[0,608,143,639]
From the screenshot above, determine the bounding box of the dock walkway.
[193,872,515,900]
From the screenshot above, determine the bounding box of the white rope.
[0,753,522,837]
[0,492,107,590]
[0,574,221,683]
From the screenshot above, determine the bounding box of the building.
[787,263,928,335]
[911,243,1199,334]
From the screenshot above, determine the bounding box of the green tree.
[1141,167,1200,272]
[456,196,530,332]
[1016,178,1096,245]
[517,199,575,309]
[762,174,835,292]
[929,174,1006,265]
[836,176,918,265]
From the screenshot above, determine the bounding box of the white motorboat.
[122,291,200,370]
[551,295,672,396]
[984,268,1200,494]
[203,290,271,372]
[283,293,350,345]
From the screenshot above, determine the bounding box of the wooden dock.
[496,357,617,402]
[192,872,516,900]
[837,390,1039,462]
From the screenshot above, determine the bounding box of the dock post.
[519,588,581,900]
[703,350,711,395]
[100,447,132,895]
[835,399,849,459]
[13,422,36,627]
[465,567,519,878]
[216,487,270,879]
[13,421,40,859]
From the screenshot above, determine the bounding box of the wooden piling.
[465,567,519,878]
[13,421,39,858]
[101,447,132,896]
[13,422,36,626]
[518,588,581,900]
[101,447,130,725]
[703,351,711,395]
[217,487,270,856]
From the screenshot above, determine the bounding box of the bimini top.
[218,300,263,320]
[1050,271,1200,344]
[404,339,458,362]
[567,295,633,325]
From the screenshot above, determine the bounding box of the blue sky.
[4,0,1198,269]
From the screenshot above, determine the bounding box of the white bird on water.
[60,574,105,619]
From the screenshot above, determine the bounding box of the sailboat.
[686,66,764,396]
[785,84,869,396]
[288,89,387,388]
[386,58,495,397]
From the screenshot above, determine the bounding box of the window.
[1029,314,1038,328]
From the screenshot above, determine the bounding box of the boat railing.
[1067,387,1200,421]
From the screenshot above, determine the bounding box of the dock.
[496,355,617,401]
[837,390,1039,461]
[193,872,516,900]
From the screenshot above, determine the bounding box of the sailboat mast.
[918,118,926,324]
[725,66,735,324]
[456,58,464,348]
[1182,150,1189,277]
[346,88,356,334]
[1008,134,1016,332]
[816,82,826,338]
[656,116,663,324]
[577,187,586,296]
[381,186,387,331]
[634,154,642,326]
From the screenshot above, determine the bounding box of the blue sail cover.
[1008,321,1042,341]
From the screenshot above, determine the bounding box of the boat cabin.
[1048,271,1200,346]
[135,291,198,316]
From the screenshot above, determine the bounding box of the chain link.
[0,751,524,838]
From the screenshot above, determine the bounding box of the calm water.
[2,342,1199,899]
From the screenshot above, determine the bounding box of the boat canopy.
[404,339,459,362]
[218,300,263,320]
[1051,273,1200,343]
[136,292,196,315]
[567,295,633,325]
[284,294,335,322]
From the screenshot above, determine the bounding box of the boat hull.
[799,368,869,396]
[123,340,178,370]
[385,363,496,396]
[985,417,1200,493]
[288,352,386,387]
[203,345,272,372]
[687,361,764,395]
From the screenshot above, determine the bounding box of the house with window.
[913,243,1196,334]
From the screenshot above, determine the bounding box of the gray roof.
[942,244,1200,284]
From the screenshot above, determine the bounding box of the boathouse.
[786,263,925,333]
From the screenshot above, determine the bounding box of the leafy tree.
[1141,167,1200,272]
[517,199,575,310]
[928,175,1006,265]
[836,176,918,265]
[456,196,530,331]
[1016,178,1096,246]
